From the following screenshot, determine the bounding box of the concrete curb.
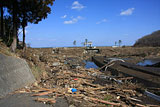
[0,54,35,97]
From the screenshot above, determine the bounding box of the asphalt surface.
[0,93,69,107]
[0,93,52,107]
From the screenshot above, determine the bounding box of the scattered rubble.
[12,47,160,106]
[15,66,160,106]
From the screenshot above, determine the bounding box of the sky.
[19,0,160,47]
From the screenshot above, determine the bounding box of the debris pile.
[14,64,160,106]
[15,47,160,106]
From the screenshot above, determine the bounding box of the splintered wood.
[32,91,54,96]
[87,97,121,106]
[21,69,158,107]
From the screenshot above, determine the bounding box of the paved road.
[0,93,69,107]
[0,93,52,107]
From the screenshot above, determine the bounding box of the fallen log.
[88,97,121,106]
[127,97,142,103]
[147,104,160,107]
[148,87,160,90]
[32,91,54,96]
[144,90,160,102]
[31,88,55,92]
[136,103,147,107]
[119,77,134,80]
[82,81,97,87]
[90,87,106,91]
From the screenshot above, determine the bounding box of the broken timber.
[92,56,160,88]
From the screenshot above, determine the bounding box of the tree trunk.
[22,25,25,49]
[0,6,4,38]
[11,36,17,52]
[10,2,17,52]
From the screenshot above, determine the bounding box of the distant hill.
[134,30,160,47]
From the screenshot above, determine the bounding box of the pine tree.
[6,0,55,51]
[118,40,122,47]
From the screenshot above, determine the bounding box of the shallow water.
[137,60,159,66]
[84,60,98,69]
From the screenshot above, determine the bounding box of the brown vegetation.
[134,30,160,47]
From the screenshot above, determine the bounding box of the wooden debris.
[26,55,160,106]
[82,81,97,87]
[32,91,54,96]
[90,87,106,91]
[32,87,55,92]
[13,46,160,106]
[119,77,134,80]
[147,104,160,107]
[127,97,142,103]
[135,103,147,107]
[88,97,121,106]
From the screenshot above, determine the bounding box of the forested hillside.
[134,30,160,47]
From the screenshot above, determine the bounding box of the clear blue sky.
[19,0,160,47]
